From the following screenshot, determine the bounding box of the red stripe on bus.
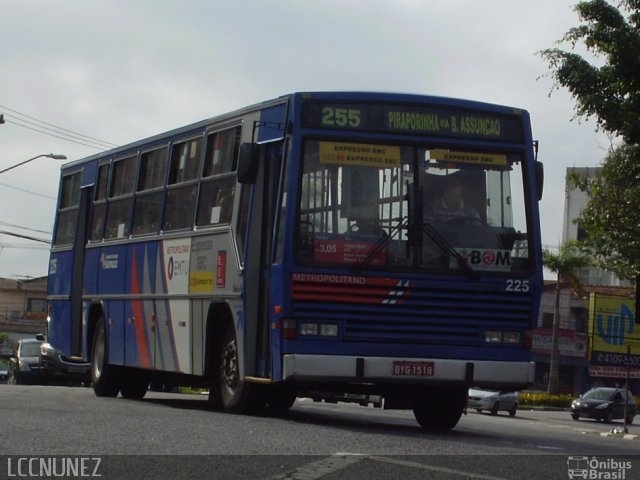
[131,250,151,369]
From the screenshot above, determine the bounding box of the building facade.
[533,168,637,395]
[0,276,48,356]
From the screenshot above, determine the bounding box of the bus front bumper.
[282,354,535,389]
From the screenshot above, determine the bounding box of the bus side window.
[89,163,110,242]
[196,127,240,227]
[163,138,201,232]
[104,155,136,239]
[53,171,82,245]
[164,185,197,231]
[196,177,235,226]
[132,147,167,236]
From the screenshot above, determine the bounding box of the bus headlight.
[297,322,339,337]
[320,324,339,337]
[300,323,318,336]
[503,331,521,344]
[484,331,502,343]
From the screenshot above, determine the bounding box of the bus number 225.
[505,279,530,292]
[322,107,361,127]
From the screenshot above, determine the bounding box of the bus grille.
[291,277,532,345]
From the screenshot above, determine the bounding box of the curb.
[582,430,640,441]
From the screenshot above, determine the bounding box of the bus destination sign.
[302,103,525,143]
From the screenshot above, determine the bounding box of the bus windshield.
[295,140,530,274]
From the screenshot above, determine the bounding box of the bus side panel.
[48,250,74,297]
[106,300,125,367]
[97,245,127,296]
[97,245,127,367]
[257,104,287,142]
[47,250,75,356]
[160,238,192,374]
[48,300,73,355]
[83,247,100,296]
[124,243,155,370]
[164,299,190,373]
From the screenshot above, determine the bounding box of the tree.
[570,144,640,279]
[542,241,592,394]
[541,0,640,283]
[541,0,640,145]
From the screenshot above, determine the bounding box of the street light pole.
[0,153,67,175]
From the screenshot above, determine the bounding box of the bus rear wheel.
[219,323,264,413]
[91,317,121,397]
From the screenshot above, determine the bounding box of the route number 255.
[321,107,361,127]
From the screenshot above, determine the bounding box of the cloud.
[0,0,609,277]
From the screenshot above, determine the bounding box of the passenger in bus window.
[424,177,482,224]
[215,184,234,224]
[134,204,159,235]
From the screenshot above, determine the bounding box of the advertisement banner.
[589,293,640,367]
[532,328,588,358]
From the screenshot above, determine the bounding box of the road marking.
[370,456,510,480]
[270,453,364,479]
[271,453,510,480]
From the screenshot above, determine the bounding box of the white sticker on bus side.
[163,239,191,295]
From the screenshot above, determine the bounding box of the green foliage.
[519,392,573,408]
[542,240,593,288]
[540,0,640,145]
[542,1,640,278]
[578,144,640,278]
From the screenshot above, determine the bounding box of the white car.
[468,388,518,416]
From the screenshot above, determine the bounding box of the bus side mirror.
[237,143,259,184]
[535,161,544,201]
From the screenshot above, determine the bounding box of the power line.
[0,181,56,200]
[0,221,51,236]
[0,243,50,251]
[5,118,113,151]
[0,104,118,149]
[0,230,50,244]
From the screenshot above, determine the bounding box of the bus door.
[242,140,284,378]
[70,184,93,357]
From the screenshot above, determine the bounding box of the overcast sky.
[0,0,610,279]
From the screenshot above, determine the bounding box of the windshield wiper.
[421,222,477,278]
[351,218,408,274]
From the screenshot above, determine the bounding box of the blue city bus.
[47,92,543,429]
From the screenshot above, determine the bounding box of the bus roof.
[59,91,528,171]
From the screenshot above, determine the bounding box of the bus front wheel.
[91,318,121,397]
[219,323,263,413]
[413,386,466,430]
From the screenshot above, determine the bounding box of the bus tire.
[219,323,263,413]
[413,386,466,430]
[91,317,121,397]
[120,368,150,399]
[267,386,296,412]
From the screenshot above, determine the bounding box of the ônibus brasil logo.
[567,456,632,480]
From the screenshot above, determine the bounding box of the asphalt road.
[1,384,638,479]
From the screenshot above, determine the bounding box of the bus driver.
[424,177,482,224]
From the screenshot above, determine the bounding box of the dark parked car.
[9,335,90,385]
[0,363,9,383]
[9,338,43,384]
[571,387,636,423]
[39,341,91,385]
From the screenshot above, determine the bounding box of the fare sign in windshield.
[302,102,526,143]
